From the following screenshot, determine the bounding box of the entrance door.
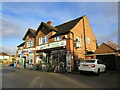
[23,57,26,68]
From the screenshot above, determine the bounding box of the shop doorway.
[51,50,66,64]
[23,56,26,68]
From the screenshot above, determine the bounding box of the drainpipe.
[69,31,74,71]
[83,16,87,55]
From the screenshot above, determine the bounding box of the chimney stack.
[47,21,52,26]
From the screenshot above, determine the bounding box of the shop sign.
[36,40,66,50]
[29,50,34,53]
[22,50,29,54]
[22,48,35,54]
[18,50,22,55]
[36,44,50,50]
[50,40,66,48]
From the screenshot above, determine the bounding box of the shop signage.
[36,44,50,50]
[36,40,66,50]
[18,50,22,55]
[22,50,28,54]
[18,48,35,55]
[50,40,66,48]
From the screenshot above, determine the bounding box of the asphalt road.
[1,65,119,88]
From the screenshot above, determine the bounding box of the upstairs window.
[87,37,91,44]
[76,37,82,48]
[55,36,62,41]
[39,36,48,45]
[26,38,34,48]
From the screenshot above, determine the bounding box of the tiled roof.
[17,42,25,47]
[28,28,36,35]
[0,52,9,56]
[50,16,84,38]
[35,22,58,35]
[35,15,84,37]
[94,43,118,54]
[22,28,36,40]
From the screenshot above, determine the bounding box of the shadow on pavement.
[2,69,16,74]
[59,71,100,77]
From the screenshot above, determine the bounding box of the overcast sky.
[1,2,118,55]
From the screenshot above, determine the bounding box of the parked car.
[78,59,106,75]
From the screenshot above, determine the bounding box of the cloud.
[2,19,25,39]
[0,45,17,55]
[1,2,118,53]
[1,0,119,2]
[95,28,118,45]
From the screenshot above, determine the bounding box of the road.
[1,65,119,88]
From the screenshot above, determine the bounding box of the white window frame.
[27,39,34,48]
[55,36,62,41]
[87,37,91,44]
[39,36,48,45]
[76,37,82,48]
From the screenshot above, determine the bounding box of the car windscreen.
[81,60,95,63]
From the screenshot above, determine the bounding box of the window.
[86,60,95,63]
[27,41,30,47]
[39,36,48,44]
[45,36,48,43]
[97,60,104,64]
[27,39,34,48]
[55,36,62,41]
[76,37,81,48]
[87,37,91,44]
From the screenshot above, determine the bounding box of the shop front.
[36,40,70,72]
[17,48,35,68]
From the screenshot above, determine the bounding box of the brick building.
[17,15,97,71]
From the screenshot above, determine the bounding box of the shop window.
[55,36,62,41]
[87,37,91,44]
[39,36,48,44]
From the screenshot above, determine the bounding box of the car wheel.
[103,68,106,73]
[96,68,100,76]
[79,71,84,74]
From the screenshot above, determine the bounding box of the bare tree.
[106,41,119,50]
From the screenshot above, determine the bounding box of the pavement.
[0,65,119,88]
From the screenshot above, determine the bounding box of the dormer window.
[27,38,34,48]
[55,36,62,41]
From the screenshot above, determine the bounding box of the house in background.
[86,43,120,71]
[0,52,15,64]
[17,15,97,71]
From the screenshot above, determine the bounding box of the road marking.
[39,82,43,88]
[0,67,13,70]
[27,76,41,88]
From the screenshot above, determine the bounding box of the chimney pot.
[47,21,52,25]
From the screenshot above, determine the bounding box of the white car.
[78,59,106,75]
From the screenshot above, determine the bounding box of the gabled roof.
[35,22,58,35]
[17,42,25,47]
[94,43,118,54]
[50,15,84,38]
[22,28,36,40]
[0,52,9,56]
[35,15,84,37]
